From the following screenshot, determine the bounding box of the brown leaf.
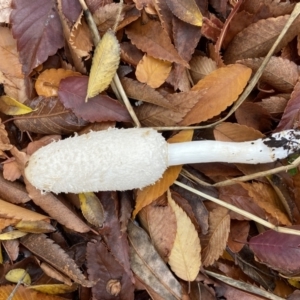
[235,102,272,132]
[276,80,300,131]
[224,14,300,63]
[180,64,252,125]
[127,221,182,300]
[21,234,92,287]
[126,18,188,67]
[86,240,135,299]
[14,96,88,135]
[227,220,250,253]
[258,96,288,115]
[201,207,230,267]
[166,0,202,26]
[138,197,177,261]
[238,56,299,93]
[11,0,64,75]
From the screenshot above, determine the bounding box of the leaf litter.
[1,0,300,299]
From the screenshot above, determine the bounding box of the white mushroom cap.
[25,128,168,193]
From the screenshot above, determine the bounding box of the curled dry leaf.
[167,191,201,281]
[86,29,120,101]
[35,68,81,97]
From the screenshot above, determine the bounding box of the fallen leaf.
[86,29,120,100]
[180,64,252,125]
[0,96,33,115]
[135,54,172,88]
[168,191,201,281]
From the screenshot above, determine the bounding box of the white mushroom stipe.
[25,128,300,194]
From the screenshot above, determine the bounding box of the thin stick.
[174,180,300,236]
[77,0,141,127]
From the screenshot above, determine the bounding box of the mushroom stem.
[25,128,300,193]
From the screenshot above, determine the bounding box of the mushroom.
[25,127,300,194]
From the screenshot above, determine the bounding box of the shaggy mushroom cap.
[25,128,168,193]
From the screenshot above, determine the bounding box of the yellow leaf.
[181,64,252,125]
[0,230,27,240]
[167,190,201,281]
[35,68,81,97]
[201,207,230,267]
[136,55,172,88]
[133,130,194,217]
[0,96,33,115]
[166,0,202,26]
[28,284,78,294]
[5,269,31,285]
[79,192,105,228]
[15,220,55,234]
[86,29,120,101]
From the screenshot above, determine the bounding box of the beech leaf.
[86,29,120,101]
[201,207,230,267]
[166,0,202,26]
[180,64,252,125]
[167,191,201,281]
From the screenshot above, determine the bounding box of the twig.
[77,0,141,127]
[174,180,300,236]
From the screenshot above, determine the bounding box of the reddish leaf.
[11,0,64,75]
[58,76,131,123]
[249,225,300,276]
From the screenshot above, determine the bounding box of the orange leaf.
[180,64,252,125]
[133,130,194,217]
[35,68,81,97]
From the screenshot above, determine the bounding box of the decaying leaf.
[201,207,230,267]
[166,0,202,26]
[167,191,201,281]
[127,221,182,299]
[79,192,105,228]
[86,29,120,100]
[5,268,31,285]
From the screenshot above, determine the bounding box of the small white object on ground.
[25,128,300,193]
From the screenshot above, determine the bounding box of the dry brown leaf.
[166,0,202,26]
[126,19,188,67]
[134,130,194,217]
[135,54,172,88]
[69,12,93,58]
[138,197,177,261]
[127,221,182,299]
[168,191,201,281]
[238,56,299,93]
[213,122,265,142]
[0,217,19,231]
[21,234,92,287]
[0,199,49,222]
[240,182,291,226]
[3,160,22,181]
[201,207,230,267]
[189,55,218,84]
[227,220,250,253]
[224,14,300,63]
[180,64,252,125]
[258,96,288,115]
[35,68,81,97]
[121,77,174,109]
